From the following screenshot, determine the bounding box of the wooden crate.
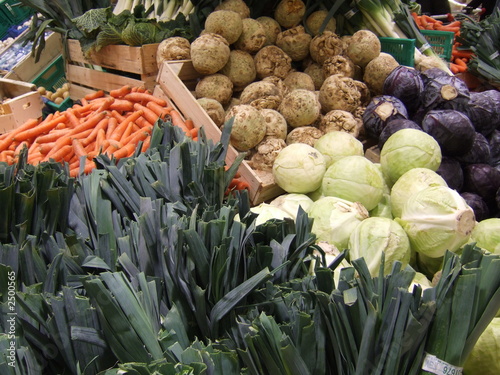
[66,39,159,99]
[4,32,62,82]
[0,78,42,133]
[154,60,285,206]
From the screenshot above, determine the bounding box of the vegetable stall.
[1,0,500,374]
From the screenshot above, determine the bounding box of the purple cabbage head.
[463,163,500,202]
[436,156,464,192]
[383,65,424,115]
[489,130,500,166]
[466,91,500,137]
[461,192,490,222]
[456,132,491,165]
[421,109,476,156]
[362,95,408,140]
[421,73,470,112]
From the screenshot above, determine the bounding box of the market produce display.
[1,0,500,374]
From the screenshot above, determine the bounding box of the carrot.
[72,139,88,160]
[452,49,474,59]
[67,111,108,137]
[168,109,191,135]
[110,85,133,98]
[189,127,198,139]
[112,143,136,159]
[110,110,126,123]
[121,127,151,146]
[38,142,57,155]
[104,140,123,155]
[84,90,105,101]
[109,110,144,141]
[436,26,460,33]
[93,97,115,112]
[141,136,151,152]
[13,114,67,142]
[46,144,73,162]
[44,137,73,160]
[106,117,118,139]
[36,129,70,144]
[411,12,422,27]
[81,117,109,147]
[123,92,167,107]
[454,57,468,71]
[119,121,135,143]
[133,102,160,124]
[184,118,195,131]
[14,141,29,157]
[109,99,134,113]
[146,101,172,119]
[450,62,466,74]
[94,128,107,152]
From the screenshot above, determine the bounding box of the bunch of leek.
[113,0,194,21]
[456,8,500,86]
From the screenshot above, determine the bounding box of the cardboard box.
[66,39,159,99]
[154,60,285,206]
[0,77,42,133]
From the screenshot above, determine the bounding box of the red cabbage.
[378,118,421,149]
[456,132,491,165]
[421,73,470,112]
[466,91,500,137]
[383,65,424,115]
[436,156,464,192]
[463,163,500,202]
[362,95,409,140]
[488,130,500,166]
[461,192,490,222]
[421,109,475,156]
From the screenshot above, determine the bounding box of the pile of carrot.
[411,12,475,74]
[0,85,198,177]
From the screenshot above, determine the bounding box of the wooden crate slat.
[66,64,155,94]
[66,39,159,75]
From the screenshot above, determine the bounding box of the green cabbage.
[396,186,476,258]
[269,193,314,221]
[348,217,411,276]
[390,167,448,218]
[380,129,442,186]
[308,196,369,250]
[314,131,364,168]
[322,155,386,211]
[463,318,500,375]
[121,20,158,46]
[469,218,500,255]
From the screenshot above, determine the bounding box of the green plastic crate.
[421,30,454,61]
[379,37,415,66]
[0,6,11,39]
[0,0,33,24]
[32,55,73,112]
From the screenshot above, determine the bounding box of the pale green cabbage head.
[314,131,364,168]
[469,218,500,255]
[322,155,386,211]
[396,186,476,258]
[348,217,411,276]
[463,318,500,375]
[380,129,442,186]
[390,168,448,218]
[273,143,326,193]
[308,196,369,250]
[250,203,294,226]
[269,193,314,220]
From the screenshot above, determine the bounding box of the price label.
[422,353,463,375]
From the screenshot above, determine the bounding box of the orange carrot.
[141,136,151,152]
[109,110,144,141]
[106,117,118,139]
[133,102,160,124]
[93,97,115,112]
[38,142,57,155]
[94,128,107,152]
[146,101,172,119]
[46,144,73,162]
[169,109,191,135]
[72,139,88,160]
[123,92,167,107]
[121,127,152,145]
[119,121,135,143]
[67,111,108,137]
[13,114,67,142]
[184,118,194,131]
[110,110,126,123]
[36,129,70,144]
[112,143,136,159]
[84,90,105,101]
[81,117,109,147]
[109,99,134,113]
[110,85,133,98]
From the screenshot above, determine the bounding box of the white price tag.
[422,353,463,375]
[419,43,433,53]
